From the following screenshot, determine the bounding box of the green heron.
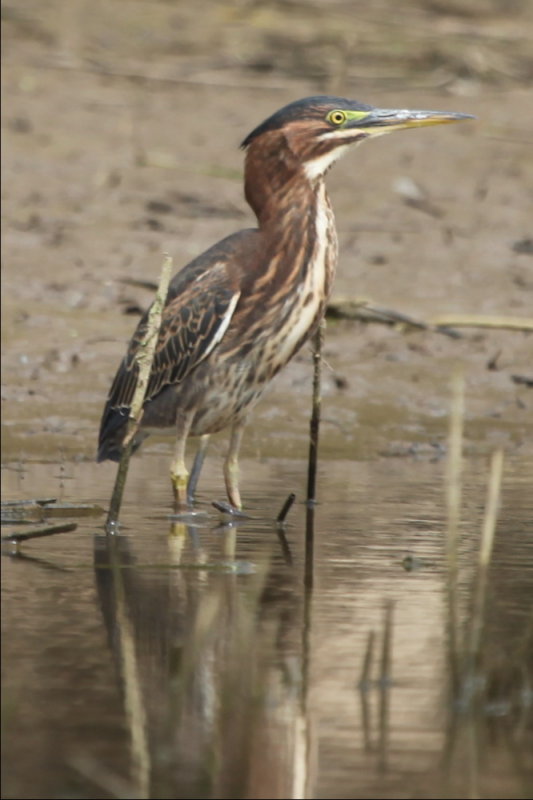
[98,95,473,509]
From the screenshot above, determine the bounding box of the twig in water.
[467,449,504,668]
[275,525,293,567]
[2,523,77,542]
[358,629,376,752]
[305,321,324,590]
[307,322,324,505]
[378,601,394,772]
[445,370,464,693]
[359,629,375,689]
[276,492,296,524]
[106,255,173,533]
[511,374,533,388]
[1,498,57,507]
[379,601,394,687]
[459,453,503,800]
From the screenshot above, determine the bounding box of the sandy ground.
[2,0,533,472]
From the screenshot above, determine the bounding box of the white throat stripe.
[303,144,350,181]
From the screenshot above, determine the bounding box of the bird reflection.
[93,516,310,799]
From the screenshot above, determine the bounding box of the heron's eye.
[327,109,347,126]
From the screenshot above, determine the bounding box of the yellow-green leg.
[170,412,194,509]
[223,420,246,510]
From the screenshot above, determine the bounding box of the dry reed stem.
[430,314,533,332]
[127,254,173,424]
[328,298,533,334]
[105,255,173,532]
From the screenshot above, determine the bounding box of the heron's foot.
[228,491,242,512]
[212,499,250,519]
[222,422,245,512]
[223,460,242,511]
[171,470,190,511]
[224,461,242,511]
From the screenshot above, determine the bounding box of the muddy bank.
[2,0,532,469]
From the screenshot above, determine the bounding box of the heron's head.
[242,95,474,181]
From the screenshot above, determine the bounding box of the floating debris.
[1,499,104,525]
[2,522,77,543]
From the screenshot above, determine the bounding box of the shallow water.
[2,453,532,799]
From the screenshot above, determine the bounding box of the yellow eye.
[327,109,347,126]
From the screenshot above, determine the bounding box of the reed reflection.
[93,514,313,799]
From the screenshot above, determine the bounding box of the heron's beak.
[346,107,475,135]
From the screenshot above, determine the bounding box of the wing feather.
[115,264,238,410]
[98,261,240,457]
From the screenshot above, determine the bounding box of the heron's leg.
[223,419,246,510]
[170,411,194,509]
[186,434,210,505]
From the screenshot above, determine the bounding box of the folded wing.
[98,260,240,461]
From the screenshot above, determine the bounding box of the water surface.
[2,454,532,799]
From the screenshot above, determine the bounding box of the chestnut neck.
[243,132,324,230]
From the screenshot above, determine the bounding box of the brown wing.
[98,260,240,460]
[111,267,239,408]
